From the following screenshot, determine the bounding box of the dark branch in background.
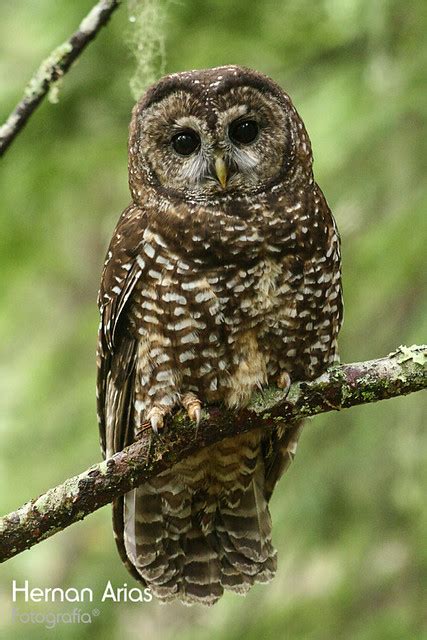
[0,345,425,563]
[0,0,121,157]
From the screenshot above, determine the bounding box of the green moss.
[360,390,376,402]
[250,386,284,413]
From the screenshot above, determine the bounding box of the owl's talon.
[277,371,291,395]
[181,392,202,425]
[191,405,201,426]
[186,401,202,425]
[147,408,165,435]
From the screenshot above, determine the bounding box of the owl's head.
[128,66,312,203]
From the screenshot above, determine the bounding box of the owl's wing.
[96,204,153,584]
[96,204,147,459]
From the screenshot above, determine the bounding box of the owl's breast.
[212,255,302,332]
[125,218,341,410]
[214,242,341,386]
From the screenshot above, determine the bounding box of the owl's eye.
[229,119,259,145]
[171,129,201,156]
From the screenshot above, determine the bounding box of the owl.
[97,65,343,605]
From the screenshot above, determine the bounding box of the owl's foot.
[181,392,202,425]
[146,393,202,434]
[146,406,167,435]
[277,371,291,395]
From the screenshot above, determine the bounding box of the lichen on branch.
[0,0,121,157]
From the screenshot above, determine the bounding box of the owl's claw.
[191,405,201,426]
[150,416,162,435]
[147,407,165,435]
[277,371,291,395]
[181,392,202,425]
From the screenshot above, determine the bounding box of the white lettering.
[12,580,93,603]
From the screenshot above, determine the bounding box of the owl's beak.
[214,153,228,189]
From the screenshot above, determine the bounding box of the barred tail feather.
[216,463,277,592]
[116,431,291,605]
[181,530,223,605]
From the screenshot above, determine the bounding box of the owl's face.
[129,66,312,202]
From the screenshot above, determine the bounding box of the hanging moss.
[127,0,170,99]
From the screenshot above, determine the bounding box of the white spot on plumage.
[182,281,201,291]
[152,232,168,248]
[181,332,199,344]
[179,350,195,363]
[142,288,156,300]
[156,370,174,382]
[226,277,240,289]
[199,363,212,375]
[156,353,170,364]
[173,306,186,316]
[157,395,175,406]
[143,243,155,258]
[167,318,194,331]
[134,399,145,412]
[156,254,172,266]
[162,291,187,304]
[195,290,214,303]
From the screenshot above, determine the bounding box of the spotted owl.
[97,65,343,605]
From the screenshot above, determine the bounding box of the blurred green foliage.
[0,1,426,639]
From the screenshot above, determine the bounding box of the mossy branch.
[0,345,425,562]
[0,0,121,157]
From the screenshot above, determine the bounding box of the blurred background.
[0,1,426,638]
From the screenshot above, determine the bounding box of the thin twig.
[0,345,425,563]
[0,0,121,157]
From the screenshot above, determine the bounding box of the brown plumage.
[97,65,343,605]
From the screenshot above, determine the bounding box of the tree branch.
[0,345,425,563]
[0,0,121,157]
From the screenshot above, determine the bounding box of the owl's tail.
[116,432,277,605]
